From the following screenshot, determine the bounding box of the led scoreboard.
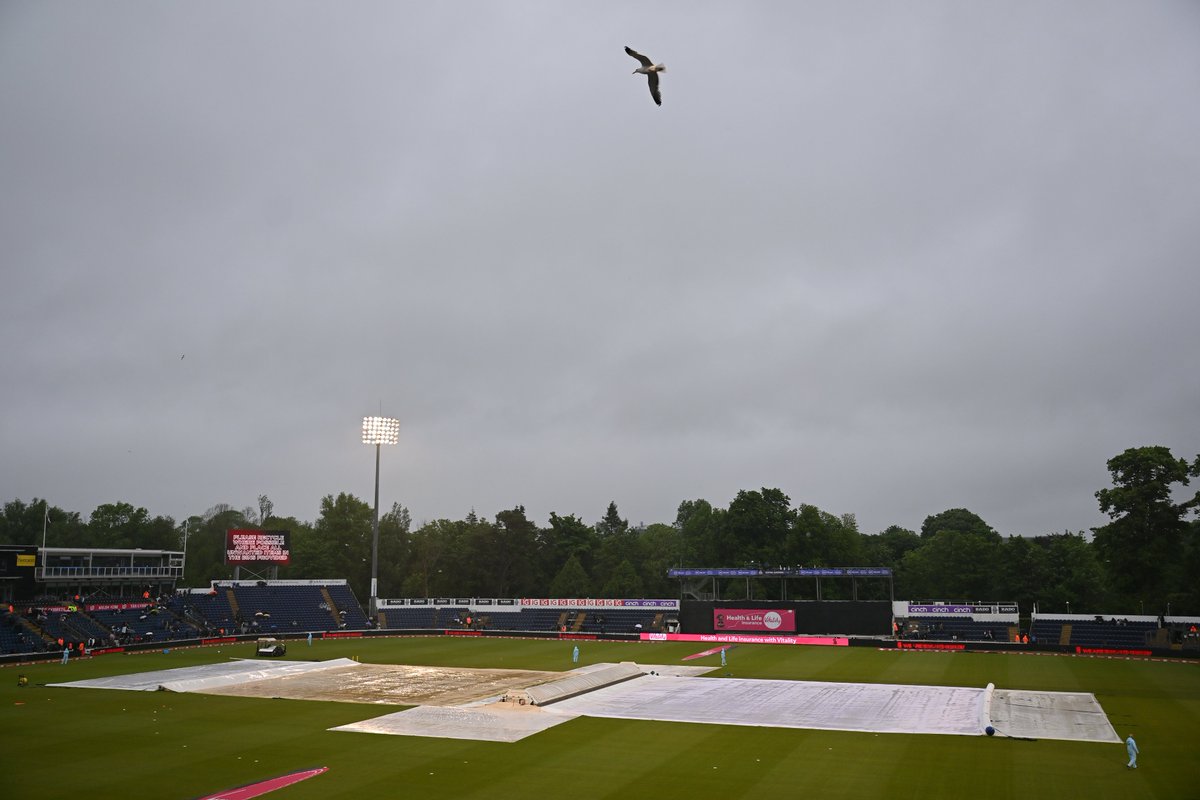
[225,530,291,564]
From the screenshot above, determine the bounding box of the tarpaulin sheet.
[547,674,990,736]
[990,688,1120,742]
[516,661,643,705]
[332,704,577,743]
[49,658,359,693]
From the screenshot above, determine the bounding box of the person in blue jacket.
[1126,734,1139,769]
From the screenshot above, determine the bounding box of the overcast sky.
[2,2,1198,541]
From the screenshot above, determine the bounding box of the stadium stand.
[379,606,437,629]
[899,616,1012,642]
[172,582,371,634]
[1,610,43,655]
[378,605,666,634]
[37,609,112,646]
[168,591,237,635]
[324,584,371,629]
[223,585,337,633]
[574,608,663,634]
[1031,616,1161,648]
[88,605,201,644]
[430,607,471,629]
[507,608,566,631]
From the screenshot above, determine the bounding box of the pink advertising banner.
[714,608,796,632]
[641,632,847,646]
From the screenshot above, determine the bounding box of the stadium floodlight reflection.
[362,415,400,616]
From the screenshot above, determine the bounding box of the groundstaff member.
[1126,734,1139,769]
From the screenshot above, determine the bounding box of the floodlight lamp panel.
[361,415,400,445]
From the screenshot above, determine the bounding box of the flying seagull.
[625,46,665,106]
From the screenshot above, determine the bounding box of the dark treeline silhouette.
[3,446,1197,614]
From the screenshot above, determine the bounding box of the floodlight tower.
[362,415,400,616]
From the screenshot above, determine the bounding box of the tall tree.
[1033,532,1107,612]
[544,512,596,573]
[601,558,644,597]
[595,501,628,538]
[1175,518,1200,614]
[549,553,591,597]
[0,499,86,547]
[257,494,274,527]
[675,499,724,565]
[920,508,999,540]
[375,502,411,601]
[898,530,1002,599]
[181,504,251,586]
[863,525,922,569]
[636,523,682,596]
[402,519,464,597]
[306,493,373,597]
[485,506,540,596]
[86,502,177,550]
[593,502,639,592]
[1093,446,1200,608]
[726,488,794,566]
[805,505,863,568]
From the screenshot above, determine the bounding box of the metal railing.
[38,566,184,580]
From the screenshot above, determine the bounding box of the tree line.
[3,446,1197,614]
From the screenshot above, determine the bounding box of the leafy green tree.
[601,558,644,597]
[787,504,847,567]
[595,501,628,538]
[544,512,596,575]
[593,502,639,592]
[86,502,177,550]
[898,530,1002,599]
[401,519,464,596]
[995,532,1106,613]
[920,508,999,540]
[675,499,724,565]
[863,525,921,569]
[375,502,411,601]
[1173,518,1200,614]
[263,515,313,581]
[257,494,274,527]
[181,504,250,586]
[636,522,682,596]
[726,488,794,567]
[1033,532,1107,612]
[481,506,540,596]
[996,535,1042,611]
[808,506,863,568]
[0,499,86,547]
[303,493,373,596]
[549,553,591,596]
[1093,446,1200,608]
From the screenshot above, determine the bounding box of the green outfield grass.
[2,638,1197,799]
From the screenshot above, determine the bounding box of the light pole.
[362,415,400,616]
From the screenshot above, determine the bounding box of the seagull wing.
[625,46,653,67]
[647,71,662,106]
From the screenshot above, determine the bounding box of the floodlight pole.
[362,416,399,618]
[371,441,381,611]
[40,500,49,581]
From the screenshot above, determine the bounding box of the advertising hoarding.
[714,608,796,632]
